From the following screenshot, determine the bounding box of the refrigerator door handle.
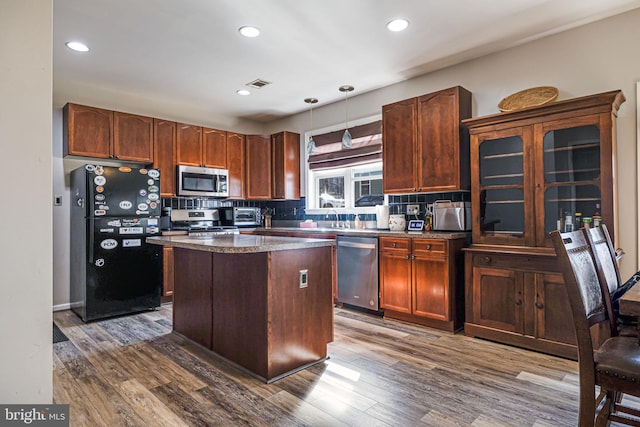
[88,218,94,264]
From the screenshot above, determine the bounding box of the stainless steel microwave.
[177,165,229,198]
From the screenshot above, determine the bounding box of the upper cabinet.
[64,103,154,163]
[382,86,472,193]
[176,124,228,168]
[113,112,154,162]
[245,134,272,200]
[153,119,177,197]
[271,131,300,200]
[226,131,245,199]
[464,90,624,248]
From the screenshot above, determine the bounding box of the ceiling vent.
[246,79,271,89]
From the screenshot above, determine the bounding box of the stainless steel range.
[170,209,239,236]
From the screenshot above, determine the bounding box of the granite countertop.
[247,226,471,240]
[147,234,336,254]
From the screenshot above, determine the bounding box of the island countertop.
[147,234,335,253]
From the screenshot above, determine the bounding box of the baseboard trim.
[53,303,71,312]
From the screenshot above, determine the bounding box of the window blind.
[308,120,382,170]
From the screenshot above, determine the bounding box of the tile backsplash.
[162,191,469,224]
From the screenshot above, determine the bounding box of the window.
[308,162,384,211]
[305,117,384,213]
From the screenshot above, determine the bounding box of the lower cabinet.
[380,236,466,331]
[162,246,174,298]
[464,248,577,359]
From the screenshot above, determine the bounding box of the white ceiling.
[53,0,640,123]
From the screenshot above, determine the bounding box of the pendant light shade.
[339,85,354,148]
[304,97,318,155]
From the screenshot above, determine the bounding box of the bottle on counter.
[574,212,582,230]
[582,216,592,229]
[354,215,361,229]
[593,203,602,227]
[557,208,564,232]
[564,213,574,232]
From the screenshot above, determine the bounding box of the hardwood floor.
[54,304,583,426]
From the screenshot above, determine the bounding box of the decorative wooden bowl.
[498,86,559,112]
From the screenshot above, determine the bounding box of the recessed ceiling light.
[239,26,260,38]
[236,89,251,96]
[386,19,409,32]
[65,41,89,52]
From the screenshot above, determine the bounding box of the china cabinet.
[463,90,625,358]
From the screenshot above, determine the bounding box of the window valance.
[308,120,382,170]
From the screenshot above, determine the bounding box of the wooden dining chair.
[585,225,639,335]
[550,229,640,426]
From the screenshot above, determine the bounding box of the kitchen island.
[148,234,335,383]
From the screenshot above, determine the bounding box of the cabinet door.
[379,251,412,313]
[471,266,523,333]
[271,131,300,200]
[202,128,227,168]
[471,127,535,247]
[245,134,272,199]
[113,112,154,162]
[534,114,613,247]
[417,87,471,192]
[176,124,203,166]
[382,98,417,193]
[153,119,176,197]
[162,246,174,297]
[226,132,245,199]
[412,254,449,320]
[64,103,113,158]
[531,272,576,345]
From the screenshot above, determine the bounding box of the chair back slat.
[586,225,620,296]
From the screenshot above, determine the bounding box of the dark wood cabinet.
[153,119,176,197]
[245,134,272,200]
[113,112,154,162]
[226,131,245,199]
[177,124,229,168]
[176,123,203,166]
[463,90,625,359]
[162,246,174,298]
[64,103,154,162]
[382,86,471,193]
[202,127,227,168]
[64,103,113,159]
[380,236,466,331]
[271,131,300,200]
[464,250,577,359]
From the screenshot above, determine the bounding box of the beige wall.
[0,0,53,402]
[52,8,640,305]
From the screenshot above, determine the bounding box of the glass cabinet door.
[474,127,534,246]
[537,119,603,246]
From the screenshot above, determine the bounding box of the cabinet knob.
[535,302,544,309]
[483,256,491,264]
[405,255,410,259]
[114,155,119,159]
[392,242,397,247]
[426,244,431,250]
[515,300,523,306]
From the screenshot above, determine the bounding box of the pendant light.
[304,98,318,155]
[339,85,354,148]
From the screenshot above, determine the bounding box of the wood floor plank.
[117,378,189,426]
[53,306,592,426]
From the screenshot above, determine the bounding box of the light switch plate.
[407,204,419,215]
[299,269,308,288]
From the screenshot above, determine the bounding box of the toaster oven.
[433,200,471,231]
[219,207,262,227]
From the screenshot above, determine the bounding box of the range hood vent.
[246,79,271,89]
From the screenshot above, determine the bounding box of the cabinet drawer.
[412,239,447,255]
[379,237,410,253]
[471,252,560,273]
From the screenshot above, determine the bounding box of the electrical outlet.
[407,204,419,215]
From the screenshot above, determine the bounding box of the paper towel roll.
[376,205,390,229]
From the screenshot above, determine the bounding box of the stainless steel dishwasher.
[337,235,379,311]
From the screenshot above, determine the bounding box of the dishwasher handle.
[338,240,377,250]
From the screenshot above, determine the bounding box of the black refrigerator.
[70,164,162,322]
